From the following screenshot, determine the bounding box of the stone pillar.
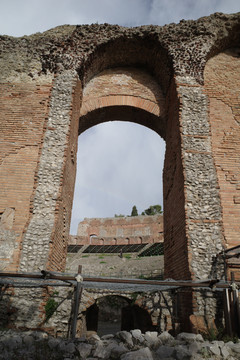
[20,70,80,273]
[177,77,224,281]
[176,77,225,332]
[10,70,81,329]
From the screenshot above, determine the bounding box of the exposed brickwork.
[79,67,166,138]
[204,48,240,280]
[0,13,239,331]
[69,214,163,246]
[46,78,82,271]
[19,71,79,272]
[81,94,160,116]
[78,215,163,238]
[81,67,165,118]
[163,80,189,281]
[0,83,52,271]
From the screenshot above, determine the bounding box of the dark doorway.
[86,302,99,332]
[86,295,155,336]
[121,304,156,333]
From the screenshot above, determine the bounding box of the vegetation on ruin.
[115,204,163,218]
[45,297,58,321]
[131,205,138,216]
[201,325,239,343]
[141,204,163,215]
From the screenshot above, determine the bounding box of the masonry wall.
[0,13,240,332]
[0,82,52,271]
[204,48,240,280]
[46,79,82,271]
[163,80,189,280]
[80,67,165,120]
[43,287,175,337]
[74,214,163,246]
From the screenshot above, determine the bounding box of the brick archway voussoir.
[80,95,161,118]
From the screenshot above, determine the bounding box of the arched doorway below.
[86,295,155,336]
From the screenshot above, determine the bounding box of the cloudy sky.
[1,1,239,234]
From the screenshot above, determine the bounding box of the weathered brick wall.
[17,71,83,273]
[46,79,82,271]
[80,67,165,120]
[0,82,52,271]
[0,13,240,331]
[79,66,166,142]
[1,14,239,278]
[163,80,189,281]
[74,214,163,244]
[204,48,240,280]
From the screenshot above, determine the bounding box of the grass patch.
[138,274,147,279]
[100,261,106,264]
[45,298,58,321]
[201,326,239,343]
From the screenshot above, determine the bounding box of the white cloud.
[0,0,151,36]
[148,0,239,25]
[2,0,238,37]
[70,122,165,233]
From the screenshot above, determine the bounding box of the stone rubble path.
[0,329,239,359]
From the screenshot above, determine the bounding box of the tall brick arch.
[79,67,166,136]
[0,13,240,331]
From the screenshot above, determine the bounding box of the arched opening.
[70,121,165,233]
[89,234,97,244]
[86,295,155,336]
[66,64,188,281]
[50,38,185,283]
[6,16,239,334]
[70,67,166,236]
[121,304,155,333]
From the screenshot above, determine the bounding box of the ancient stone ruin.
[0,12,240,336]
[70,214,163,246]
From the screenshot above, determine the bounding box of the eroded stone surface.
[0,329,238,360]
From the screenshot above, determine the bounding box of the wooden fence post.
[71,265,83,339]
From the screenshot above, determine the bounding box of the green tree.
[131,205,138,216]
[142,204,162,216]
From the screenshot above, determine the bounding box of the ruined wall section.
[46,78,82,271]
[72,215,163,245]
[81,67,165,118]
[45,287,174,337]
[19,71,81,272]
[204,49,240,247]
[0,27,78,272]
[163,81,189,281]
[178,81,224,281]
[0,80,53,271]
[0,13,239,279]
[79,67,166,137]
[204,48,240,279]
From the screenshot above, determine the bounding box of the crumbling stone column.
[177,79,225,281]
[20,70,81,273]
